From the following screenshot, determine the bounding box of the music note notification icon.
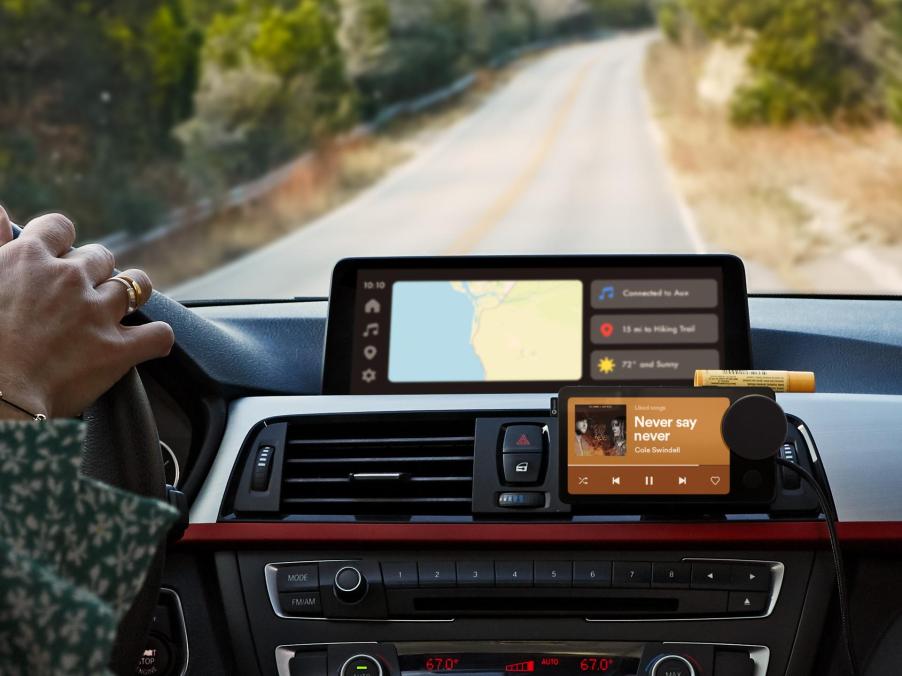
[597,285,615,301]
[362,323,379,337]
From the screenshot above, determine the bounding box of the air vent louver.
[280,414,476,517]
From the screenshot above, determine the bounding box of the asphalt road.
[170,33,701,301]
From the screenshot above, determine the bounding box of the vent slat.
[282,497,472,505]
[284,456,473,464]
[288,436,475,446]
[284,476,472,484]
[278,415,476,516]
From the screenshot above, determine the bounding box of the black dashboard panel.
[155,292,902,676]
[168,296,902,397]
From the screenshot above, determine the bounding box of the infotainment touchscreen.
[565,395,731,496]
[557,386,778,506]
[323,255,751,395]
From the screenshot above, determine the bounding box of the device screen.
[565,396,731,496]
[329,259,746,395]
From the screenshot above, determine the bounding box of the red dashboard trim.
[178,521,902,547]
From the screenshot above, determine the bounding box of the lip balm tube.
[694,369,815,393]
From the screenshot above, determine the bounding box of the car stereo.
[558,387,780,507]
[322,255,752,394]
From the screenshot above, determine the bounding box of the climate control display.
[400,652,637,675]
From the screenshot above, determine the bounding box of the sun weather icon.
[597,357,616,374]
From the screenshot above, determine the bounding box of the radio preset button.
[381,561,418,588]
[495,561,534,587]
[612,561,651,588]
[573,561,612,587]
[652,562,691,588]
[418,561,456,587]
[534,561,573,587]
[457,561,495,587]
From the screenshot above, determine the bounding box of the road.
[170,33,701,300]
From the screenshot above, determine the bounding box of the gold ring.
[116,274,145,307]
[108,277,138,315]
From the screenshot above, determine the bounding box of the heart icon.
[710,476,721,485]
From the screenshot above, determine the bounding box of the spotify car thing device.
[558,387,785,508]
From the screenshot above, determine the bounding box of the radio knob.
[650,655,695,676]
[333,565,367,603]
[340,654,383,676]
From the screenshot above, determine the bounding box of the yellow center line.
[445,54,600,255]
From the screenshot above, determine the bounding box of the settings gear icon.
[361,368,377,383]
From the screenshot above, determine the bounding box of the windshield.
[2,1,901,300]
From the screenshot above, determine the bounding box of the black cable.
[776,457,858,676]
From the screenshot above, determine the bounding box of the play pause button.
[728,591,768,614]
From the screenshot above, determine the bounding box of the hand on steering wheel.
[0,205,174,419]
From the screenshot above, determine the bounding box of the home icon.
[364,299,381,314]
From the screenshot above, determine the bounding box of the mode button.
[276,564,319,592]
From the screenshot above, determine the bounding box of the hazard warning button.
[501,425,546,455]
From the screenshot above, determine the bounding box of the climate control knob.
[340,654,383,676]
[650,655,695,676]
[333,565,367,603]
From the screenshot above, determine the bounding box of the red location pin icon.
[599,322,614,338]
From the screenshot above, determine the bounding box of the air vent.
[280,414,476,517]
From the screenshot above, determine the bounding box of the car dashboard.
[137,257,902,676]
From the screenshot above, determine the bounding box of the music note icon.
[362,323,379,338]
[597,285,615,301]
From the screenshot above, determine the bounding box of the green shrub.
[678,0,892,126]
[0,0,198,236]
[588,0,654,28]
[730,75,821,125]
[656,1,683,43]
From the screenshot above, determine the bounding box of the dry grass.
[645,39,902,292]
[120,67,524,290]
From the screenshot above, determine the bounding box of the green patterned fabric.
[0,419,178,675]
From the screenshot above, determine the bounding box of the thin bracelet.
[0,390,47,421]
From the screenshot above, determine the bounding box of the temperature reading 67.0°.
[424,657,461,671]
[579,657,615,672]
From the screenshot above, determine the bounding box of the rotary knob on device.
[333,565,367,603]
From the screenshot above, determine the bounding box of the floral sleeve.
[0,419,178,675]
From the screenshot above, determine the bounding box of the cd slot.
[415,595,678,615]
[388,589,729,619]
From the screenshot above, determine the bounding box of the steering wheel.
[81,367,168,675]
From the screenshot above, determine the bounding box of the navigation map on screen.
[388,280,582,383]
